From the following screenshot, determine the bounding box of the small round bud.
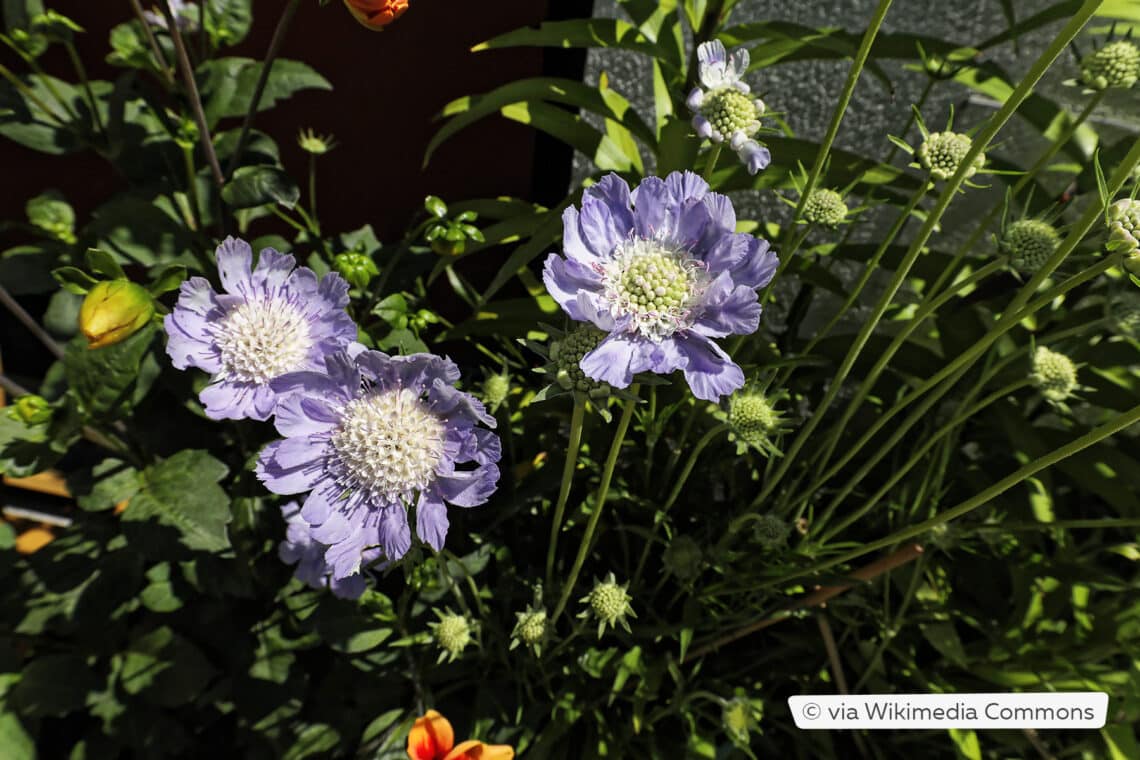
[1030,346,1078,403]
[297,128,337,155]
[1107,290,1140,339]
[1080,40,1140,90]
[1001,219,1060,273]
[662,535,703,581]
[580,572,635,638]
[511,607,547,651]
[7,395,53,426]
[481,372,511,411]
[802,188,849,227]
[79,280,155,349]
[550,325,612,397]
[917,131,984,182]
[728,390,779,451]
[750,513,790,550]
[431,611,473,662]
[332,251,378,290]
[1107,199,1140,257]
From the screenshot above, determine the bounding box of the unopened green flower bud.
[1107,199,1140,257]
[1030,346,1078,403]
[1080,40,1140,90]
[511,607,547,651]
[918,131,984,182]
[482,372,511,411]
[1107,290,1140,339]
[580,572,635,638]
[722,697,762,745]
[802,189,848,227]
[550,325,611,398]
[1002,219,1060,273]
[333,251,379,290]
[431,611,473,662]
[297,128,336,155]
[662,535,703,581]
[728,390,778,448]
[751,513,790,550]
[8,395,52,426]
[79,280,155,349]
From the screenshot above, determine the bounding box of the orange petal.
[443,740,515,760]
[407,710,455,760]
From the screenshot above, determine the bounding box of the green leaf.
[63,324,155,417]
[2,245,60,294]
[499,100,638,173]
[222,166,300,210]
[472,18,666,59]
[123,450,232,553]
[147,263,187,296]
[0,74,83,155]
[10,654,99,717]
[26,190,75,240]
[284,724,340,760]
[199,57,331,126]
[948,728,982,760]
[72,458,140,512]
[51,265,99,295]
[85,247,127,280]
[113,626,217,707]
[0,711,33,760]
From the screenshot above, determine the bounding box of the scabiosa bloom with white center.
[256,349,501,582]
[279,502,373,599]
[542,171,778,401]
[164,237,357,421]
[686,40,770,175]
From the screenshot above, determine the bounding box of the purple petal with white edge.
[434,464,500,507]
[377,505,411,560]
[674,332,745,401]
[200,381,259,421]
[694,279,762,338]
[426,379,496,428]
[561,206,598,265]
[692,114,714,140]
[256,437,325,494]
[163,313,221,373]
[686,87,705,112]
[172,276,220,318]
[665,171,709,205]
[579,198,626,258]
[728,47,749,80]
[584,174,635,234]
[543,253,602,321]
[579,332,655,387]
[215,236,254,297]
[630,176,673,240]
[729,236,778,290]
[736,140,771,175]
[415,492,449,550]
[697,40,729,89]
[251,247,296,295]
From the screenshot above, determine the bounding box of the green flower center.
[803,189,848,227]
[603,239,709,341]
[1002,219,1060,273]
[729,393,777,441]
[1081,40,1140,90]
[435,614,472,654]
[918,131,984,181]
[516,611,546,644]
[703,87,761,139]
[588,582,630,624]
[1031,347,1078,402]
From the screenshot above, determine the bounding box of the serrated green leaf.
[123,450,232,553]
[222,166,300,210]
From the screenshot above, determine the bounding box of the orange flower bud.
[444,740,515,760]
[407,710,454,760]
[78,280,155,349]
[343,0,409,30]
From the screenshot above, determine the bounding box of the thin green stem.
[181,145,202,230]
[969,518,1140,532]
[64,41,104,137]
[793,0,894,221]
[546,398,587,590]
[552,386,639,622]
[0,63,67,125]
[702,144,722,182]
[225,0,303,177]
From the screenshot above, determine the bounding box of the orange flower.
[343,0,409,30]
[407,710,514,760]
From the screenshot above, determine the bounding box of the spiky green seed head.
[297,128,337,155]
[803,188,849,227]
[728,390,778,448]
[481,372,511,410]
[549,325,612,398]
[703,88,763,139]
[917,131,984,181]
[662,535,703,581]
[1107,199,1140,257]
[1080,40,1140,90]
[751,513,790,550]
[1030,346,1078,403]
[580,572,635,638]
[1002,219,1061,273]
[1108,290,1140,339]
[431,611,473,661]
[511,607,547,651]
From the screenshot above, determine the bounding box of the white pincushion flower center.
[331,389,445,499]
[600,239,711,341]
[216,298,313,384]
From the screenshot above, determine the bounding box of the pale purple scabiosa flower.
[686,40,770,174]
[279,502,373,599]
[542,171,778,402]
[163,237,357,421]
[256,349,501,582]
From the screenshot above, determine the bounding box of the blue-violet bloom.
[257,349,501,582]
[542,171,778,402]
[280,502,373,599]
[686,40,770,175]
[164,237,357,421]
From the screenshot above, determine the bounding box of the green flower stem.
[128,0,174,85]
[970,518,1140,532]
[702,144,723,182]
[64,41,104,137]
[225,0,303,177]
[181,144,202,230]
[0,34,81,123]
[545,397,587,590]
[632,423,729,587]
[852,551,927,693]
[760,402,1140,593]
[929,90,1106,298]
[160,1,224,192]
[817,378,1032,542]
[552,386,639,622]
[751,0,1108,510]
[793,0,894,221]
[0,62,67,126]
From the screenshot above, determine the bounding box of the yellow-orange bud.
[79,280,155,349]
[343,0,408,30]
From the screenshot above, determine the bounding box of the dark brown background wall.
[0,0,570,239]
